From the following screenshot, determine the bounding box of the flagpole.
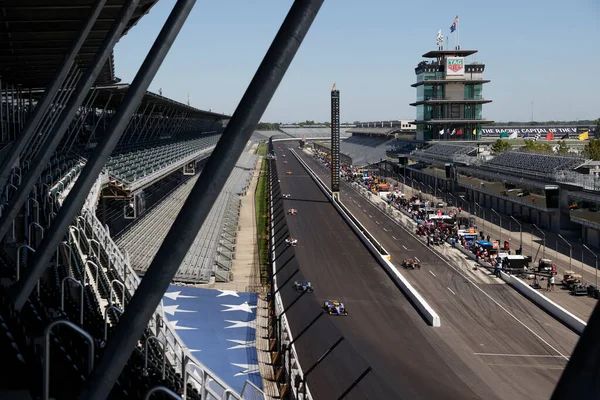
[457,15,460,49]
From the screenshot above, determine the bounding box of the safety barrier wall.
[291,149,441,327]
[452,238,587,334]
[268,138,313,400]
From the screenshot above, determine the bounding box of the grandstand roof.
[89,84,230,119]
[422,50,478,58]
[0,0,159,88]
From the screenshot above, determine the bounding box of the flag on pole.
[439,129,444,135]
[456,129,463,135]
[509,132,518,139]
[472,128,477,136]
[579,131,589,141]
[451,129,456,135]
[500,132,509,138]
[546,132,554,141]
[436,30,444,45]
[450,15,459,33]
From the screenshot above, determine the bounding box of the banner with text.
[481,126,582,138]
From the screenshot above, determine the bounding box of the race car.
[282,154,286,158]
[282,194,291,198]
[293,280,313,292]
[324,300,348,316]
[288,208,297,215]
[285,237,298,247]
[286,171,292,175]
[402,258,421,270]
[283,160,288,164]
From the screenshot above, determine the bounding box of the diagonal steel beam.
[0,0,107,190]
[79,1,323,398]
[0,0,141,243]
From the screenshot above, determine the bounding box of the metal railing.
[75,175,265,399]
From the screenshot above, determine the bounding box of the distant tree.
[491,139,512,154]
[596,118,600,136]
[584,138,600,161]
[257,122,280,131]
[523,139,552,153]
[557,140,568,154]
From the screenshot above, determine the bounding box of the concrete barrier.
[454,239,586,334]
[501,273,587,334]
[292,149,441,327]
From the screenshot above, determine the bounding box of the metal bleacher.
[411,142,478,163]
[105,134,220,188]
[338,135,392,166]
[279,127,351,138]
[482,151,585,179]
[116,151,257,284]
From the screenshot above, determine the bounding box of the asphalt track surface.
[276,145,581,400]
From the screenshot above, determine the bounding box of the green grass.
[256,142,268,156]
[255,158,269,285]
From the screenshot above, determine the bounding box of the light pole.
[557,233,573,275]
[583,244,598,289]
[533,224,546,260]
[491,208,502,245]
[511,215,522,252]
[475,202,485,234]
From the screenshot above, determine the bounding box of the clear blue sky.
[114,0,600,124]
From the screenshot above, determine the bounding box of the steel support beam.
[18,0,191,309]
[80,2,322,398]
[0,0,106,190]
[0,0,140,243]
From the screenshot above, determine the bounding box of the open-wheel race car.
[402,258,421,270]
[282,194,291,198]
[286,171,293,175]
[283,160,288,164]
[285,237,298,247]
[324,300,348,316]
[288,208,297,215]
[293,280,313,292]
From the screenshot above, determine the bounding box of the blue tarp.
[162,286,263,393]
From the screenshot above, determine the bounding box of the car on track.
[283,160,288,164]
[286,171,292,175]
[282,154,286,157]
[285,237,298,247]
[402,258,421,270]
[282,194,291,198]
[293,280,313,292]
[288,208,297,215]
[324,300,348,316]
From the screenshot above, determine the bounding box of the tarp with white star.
[162,285,262,393]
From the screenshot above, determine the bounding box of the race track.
[277,144,577,399]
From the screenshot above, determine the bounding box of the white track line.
[402,245,407,250]
[337,174,571,361]
[429,270,436,277]
[447,287,456,295]
[383,228,389,232]
[473,353,566,358]
[392,236,398,240]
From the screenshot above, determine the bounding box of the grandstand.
[116,151,257,283]
[279,126,351,138]
[104,134,220,187]
[0,0,288,397]
[410,142,478,163]
[482,151,585,179]
[346,127,398,136]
